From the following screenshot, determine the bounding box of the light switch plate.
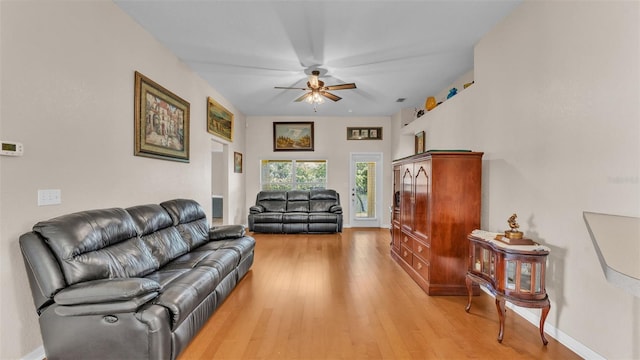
[38,189,61,206]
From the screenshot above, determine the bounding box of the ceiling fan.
[275,70,357,107]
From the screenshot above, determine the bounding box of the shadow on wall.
[526,214,568,330]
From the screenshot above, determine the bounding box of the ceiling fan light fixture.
[306,90,325,105]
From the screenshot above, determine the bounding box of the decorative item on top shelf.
[447,87,458,99]
[495,213,535,245]
[464,81,474,89]
[425,96,437,111]
[414,108,425,118]
[415,131,425,154]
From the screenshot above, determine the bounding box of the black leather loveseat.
[248,189,342,233]
[19,199,255,360]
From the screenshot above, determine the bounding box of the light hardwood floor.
[179,228,580,359]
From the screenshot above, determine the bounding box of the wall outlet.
[38,189,61,206]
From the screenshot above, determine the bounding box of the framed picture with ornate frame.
[273,122,314,151]
[415,131,425,154]
[134,71,190,162]
[346,127,383,140]
[207,97,234,142]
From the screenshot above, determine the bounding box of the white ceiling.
[115,1,521,117]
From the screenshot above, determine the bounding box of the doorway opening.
[211,140,228,226]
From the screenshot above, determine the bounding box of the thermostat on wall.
[0,141,24,156]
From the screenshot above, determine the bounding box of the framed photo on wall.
[207,96,234,142]
[134,71,190,162]
[273,122,314,151]
[346,127,383,140]
[415,131,425,154]
[234,152,243,173]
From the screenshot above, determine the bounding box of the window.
[261,160,327,190]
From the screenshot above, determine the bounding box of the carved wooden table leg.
[465,275,474,312]
[539,300,550,345]
[495,297,506,343]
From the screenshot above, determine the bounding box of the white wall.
[0,2,245,358]
[397,1,640,358]
[245,116,392,227]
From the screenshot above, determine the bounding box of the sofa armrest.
[54,292,159,317]
[249,205,264,214]
[209,225,246,240]
[329,205,343,214]
[54,278,160,305]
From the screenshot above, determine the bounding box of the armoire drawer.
[412,255,430,281]
[413,239,430,262]
[400,244,413,265]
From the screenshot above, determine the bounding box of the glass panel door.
[349,153,382,227]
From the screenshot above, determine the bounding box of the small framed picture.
[233,152,242,173]
[347,127,383,140]
[415,131,425,154]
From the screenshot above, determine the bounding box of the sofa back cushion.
[126,204,189,267]
[309,189,340,212]
[160,199,209,250]
[33,208,157,285]
[256,191,287,212]
[286,190,310,212]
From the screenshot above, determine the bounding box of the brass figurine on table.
[505,213,524,239]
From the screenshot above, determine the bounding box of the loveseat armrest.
[329,205,343,214]
[209,224,246,240]
[54,278,160,306]
[249,205,264,214]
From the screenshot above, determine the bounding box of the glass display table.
[465,230,551,345]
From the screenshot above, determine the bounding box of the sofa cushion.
[256,191,287,212]
[251,213,283,223]
[283,212,309,223]
[33,208,156,285]
[309,213,340,223]
[209,225,246,240]
[287,190,310,201]
[286,191,310,212]
[153,266,220,330]
[196,249,241,279]
[127,204,189,267]
[309,189,340,212]
[198,237,255,262]
[160,199,209,250]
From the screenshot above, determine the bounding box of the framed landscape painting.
[134,71,190,162]
[273,122,314,151]
[207,97,234,142]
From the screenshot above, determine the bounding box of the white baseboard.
[479,286,604,359]
[21,346,44,360]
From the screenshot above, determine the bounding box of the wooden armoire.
[391,151,483,295]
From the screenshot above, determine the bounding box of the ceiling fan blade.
[321,91,341,102]
[324,83,357,91]
[275,86,309,90]
[294,92,312,102]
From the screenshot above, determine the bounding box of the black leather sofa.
[248,189,342,233]
[19,199,255,360]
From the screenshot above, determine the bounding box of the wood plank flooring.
[179,228,579,359]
